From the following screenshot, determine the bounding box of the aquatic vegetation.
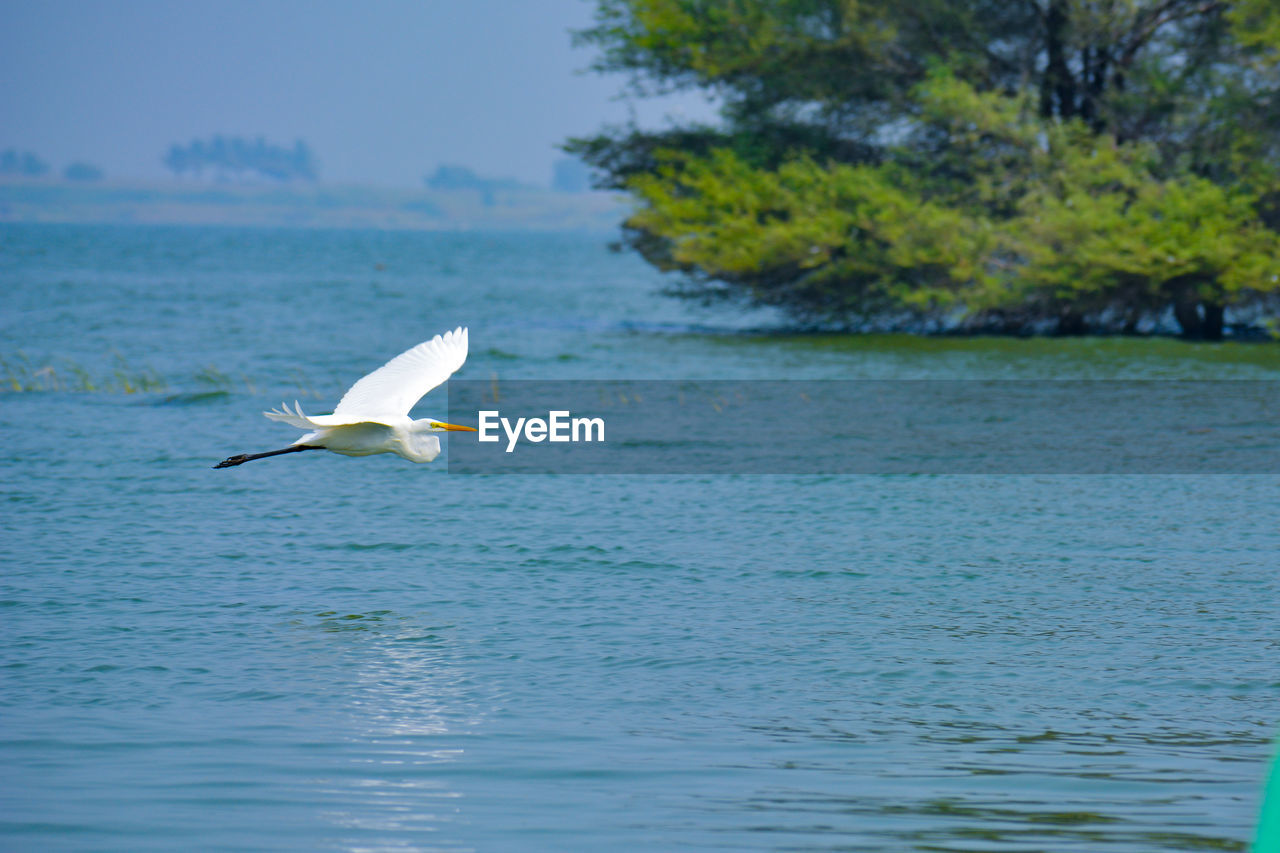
[0,353,166,393]
[0,352,323,397]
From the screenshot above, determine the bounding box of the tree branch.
[1119,0,1226,68]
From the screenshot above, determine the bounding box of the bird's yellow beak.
[430,421,478,432]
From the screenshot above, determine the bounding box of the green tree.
[570,0,1280,338]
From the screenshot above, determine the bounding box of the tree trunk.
[1202,302,1224,341]
[1122,305,1142,335]
[1056,309,1086,336]
[1041,0,1075,119]
[1173,295,1203,339]
[1079,45,1110,133]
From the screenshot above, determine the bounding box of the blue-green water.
[2,223,1279,851]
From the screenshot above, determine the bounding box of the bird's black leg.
[213,444,323,468]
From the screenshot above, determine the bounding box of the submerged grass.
[0,353,167,393]
[0,352,325,398]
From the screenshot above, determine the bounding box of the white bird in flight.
[214,327,476,468]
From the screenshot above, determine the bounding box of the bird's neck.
[405,423,442,463]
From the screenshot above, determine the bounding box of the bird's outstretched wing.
[264,400,358,429]
[331,326,468,420]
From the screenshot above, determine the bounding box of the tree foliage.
[569,0,1280,337]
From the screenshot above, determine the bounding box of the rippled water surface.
[2,223,1279,851]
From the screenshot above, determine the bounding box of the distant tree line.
[1,149,104,181]
[424,164,524,207]
[571,0,1280,338]
[163,136,317,182]
[1,149,51,177]
[63,162,103,182]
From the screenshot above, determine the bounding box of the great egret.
[214,327,476,468]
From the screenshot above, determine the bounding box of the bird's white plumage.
[332,326,468,420]
[264,327,468,429]
[263,400,344,429]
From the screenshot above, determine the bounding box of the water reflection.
[295,609,481,851]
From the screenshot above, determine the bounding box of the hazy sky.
[0,0,717,187]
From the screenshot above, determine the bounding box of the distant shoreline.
[0,177,625,232]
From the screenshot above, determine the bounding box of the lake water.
[2,223,1279,851]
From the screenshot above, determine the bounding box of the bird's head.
[401,420,475,463]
